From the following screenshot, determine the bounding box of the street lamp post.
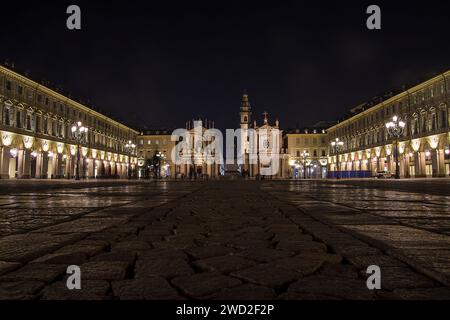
[156,152,166,178]
[300,150,310,179]
[330,138,344,179]
[71,122,88,181]
[386,115,406,179]
[125,140,136,179]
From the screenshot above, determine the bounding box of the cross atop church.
[263,111,269,124]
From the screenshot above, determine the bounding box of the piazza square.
[1,1,450,309]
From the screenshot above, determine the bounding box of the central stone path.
[0,180,449,300]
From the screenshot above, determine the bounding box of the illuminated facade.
[327,70,450,178]
[175,119,220,179]
[283,128,329,179]
[239,92,285,178]
[0,66,138,179]
[137,130,175,178]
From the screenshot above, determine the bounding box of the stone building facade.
[239,92,285,178]
[137,130,175,178]
[327,70,450,178]
[0,66,138,179]
[283,128,329,179]
[174,119,220,179]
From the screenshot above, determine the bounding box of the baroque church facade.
[238,92,287,178]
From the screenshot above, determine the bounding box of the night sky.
[1,0,450,131]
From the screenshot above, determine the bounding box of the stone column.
[0,146,11,179]
[48,154,54,178]
[87,160,94,178]
[65,156,73,179]
[400,154,407,178]
[17,149,31,179]
[55,154,63,178]
[82,158,87,178]
[414,152,426,178]
[113,162,117,176]
[385,155,391,173]
[24,150,31,179]
[116,163,120,176]
[121,163,126,178]
[432,149,445,177]
[100,161,105,177]
[41,152,49,179]
[438,149,446,176]
[94,161,99,178]
[17,150,24,179]
[36,152,43,179]
[70,156,76,178]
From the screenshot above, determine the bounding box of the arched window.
[413,118,419,135]
[431,113,437,131]
[26,113,32,130]
[421,116,427,133]
[16,110,21,128]
[3,107,10,126]
[440,109,447,128]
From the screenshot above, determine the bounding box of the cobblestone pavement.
[1,180,450,300]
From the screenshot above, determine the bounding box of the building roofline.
[0,65,139,134]
[283,128,328,135]
[326,69,450,131]
[139,129,174,136]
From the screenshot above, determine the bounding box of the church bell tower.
[239,91,252,174]
[240,90,252,130]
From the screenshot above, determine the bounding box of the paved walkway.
[0,180,450,299]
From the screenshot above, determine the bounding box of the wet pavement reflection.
[0,179,450,300]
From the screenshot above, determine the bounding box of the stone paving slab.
[172,272,242,298]
[1,180,450,300]
[135,258,194,279]
[0,263,67,283]
[264,180,450,298]
[193,255,256,274]
[112,276,182,300]
[41,280,111,300]
[0,233,86,263]
[0,280,45,300]
[0,261,22,276]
